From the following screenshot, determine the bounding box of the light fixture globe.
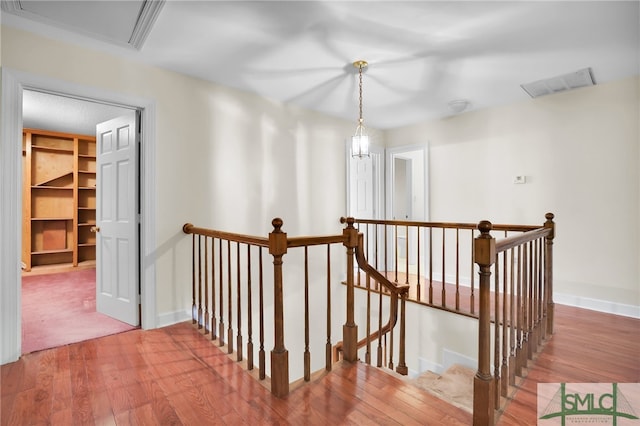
[352,60,370,158]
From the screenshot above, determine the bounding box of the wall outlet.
[514,175,526,184]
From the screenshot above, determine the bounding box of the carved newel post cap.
[545,212,555,221]
[272,218,283,233]
[478,220,492,235]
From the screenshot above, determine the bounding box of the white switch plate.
[514,175,526,184]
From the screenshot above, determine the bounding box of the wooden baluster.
[198,235,203,329]
[357,226,362,288]
[470,229,475,315]
[524,242,532,361]
[525,242,533,359]
[394,224,399,283]
[429,227,433,304]
[342,217,358,363]
[365,272,371,365]
[227,240,233,354]
[501,250,509,398]
[204,236,209,334]
[259,247,265,380]
[509,248,516,387]
[211,238,217,341]
[516,244,525,377]
[534,239,541,350]
[540,238,545,339]
[325,244,332,371]
[493,257,501,409]
[395,293,408,375]
[377,288,383,368]
[442,227,446,308]
[384,224,388,283]
[236,243,242,362]
[537,238,544,346]
[544,213,555,335]
[269,218,289,397]
[455,228,460,311]
[247,245,253,371]
[405,225,409,285]
[218,239,225,347]
[530,240,537,353]
[304,246,310,381]
[473,220,495,426]
[388,294,395,371]
[191,234,196,324]
[416,226,421,302]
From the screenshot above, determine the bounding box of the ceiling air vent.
[521,68,595,98]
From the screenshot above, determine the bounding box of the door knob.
[90,226,101,233]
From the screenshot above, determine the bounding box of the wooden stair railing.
[349,213,555,425]
[333,225,410,374]
[182,217,409,398]
[350,218,542,317]
[473,213,555,425]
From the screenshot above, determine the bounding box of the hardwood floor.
[498,304,640,425]
[2,304,638,425]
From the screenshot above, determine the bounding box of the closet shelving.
[22,128,97,271]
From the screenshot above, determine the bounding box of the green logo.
[539,383,639,425]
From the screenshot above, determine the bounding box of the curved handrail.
[334,232,409,360]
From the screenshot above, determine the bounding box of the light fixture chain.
[358,65,364,122]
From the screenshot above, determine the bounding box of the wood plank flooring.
[498,304,640,425]
[1,322,471,425]
[2,303,638,425]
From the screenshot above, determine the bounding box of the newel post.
[269,218,289,397]
[473,220,496,426]
[544,213,555,336]
[342,217,359,362]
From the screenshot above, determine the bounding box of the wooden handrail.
[352,218,540,233]
[473,213,555,425]
[183,223,269,247]
[183,216,410,398]
[333,230,410,370]
[496,227,550,253]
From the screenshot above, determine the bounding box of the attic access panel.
[1,0,164,49]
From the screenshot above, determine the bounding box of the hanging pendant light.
[352,60,370,158]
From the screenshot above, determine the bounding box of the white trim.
[554,293,640,319]
[0,68,157,365]
[385,142,430,221]
[157,309,191,328]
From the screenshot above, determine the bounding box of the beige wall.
[386,76,640,312]
[2,23,638,329]
[1,25,354,321]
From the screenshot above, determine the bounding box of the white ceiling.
[3,1,639,130]
[22,90,133,136]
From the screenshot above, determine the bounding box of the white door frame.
[1,68,157,364]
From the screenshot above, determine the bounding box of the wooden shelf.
[31,145,74,154]
[22,129,97,272]
[32,249,73,255]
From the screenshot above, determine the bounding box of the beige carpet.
[411,364,475,413]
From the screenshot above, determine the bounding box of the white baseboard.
[554,293,640,319]
[157,309,191,328]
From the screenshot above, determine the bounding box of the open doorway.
[20,90,138,354]
[1,69,157,365]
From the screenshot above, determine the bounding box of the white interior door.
[349,155,374,219]
[95,112,139,326]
